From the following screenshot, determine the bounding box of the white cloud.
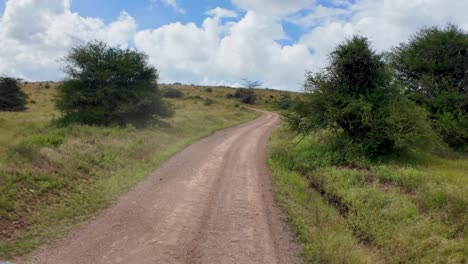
[0,0,137,80]
[232,0,314,16]
[205,7,238,19]
[298,0,468,69]
[160,0,185,14]
[135,11,314,90]
[287,5,349,28]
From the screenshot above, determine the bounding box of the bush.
[205,87,213,93]
[288,36,436,158]
[234,88,257,104]
[203,98,214,106]
[391,25,468,151]
[28,134,64,147]
[56,41,173,127]
[0,77,28,111]
[276,93,293,110]
[161,87,184,98]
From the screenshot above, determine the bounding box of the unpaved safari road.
[25,111,299,264]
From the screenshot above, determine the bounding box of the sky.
[0,0,467,91]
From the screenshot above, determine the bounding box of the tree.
[0,77,28,111]
[233,79,261,104]
[391,25,468,151]
[288,36,435,157]
[56,41,173,126]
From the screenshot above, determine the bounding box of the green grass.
[268,127,468,264]
[0,83,259,259]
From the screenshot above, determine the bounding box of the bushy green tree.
[56,41,173,126]
[0,77,27,111]
[392,25,468,151]
[288,36,435,157]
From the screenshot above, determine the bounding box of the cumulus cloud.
[159,0,185,14]
[205,7,238,19]
[297,0,468,69]
[134,11,314,90]
[0,0,137,80]
[232,0,314,16]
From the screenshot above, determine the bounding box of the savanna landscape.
[0,1,467,264]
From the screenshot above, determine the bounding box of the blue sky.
[0,0,466,90]
[66,0,305,44]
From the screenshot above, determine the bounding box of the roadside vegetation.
[269,25,468,263]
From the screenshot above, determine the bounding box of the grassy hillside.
[0,82,259,259]
[162,83,298,111]
[268,128,468,263]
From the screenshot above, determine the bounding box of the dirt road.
[24,111,299,264]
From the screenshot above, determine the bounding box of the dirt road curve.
[24,111,299,264]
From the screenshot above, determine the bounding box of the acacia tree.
[288,36,435,157]
[392,25,468,151]
[234,79,261,104]
[0,77,27,111]
[56,41,173,126]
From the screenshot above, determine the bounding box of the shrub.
[205,87,213,93]
[276,93,293,110]
[203,98,214,106]
[234,88,257,104]
[288,36,436,158]
[161,87,184,98]
[56,41,173,127]
[232,79,262,105]
[28,134,64,147]
[0,77,28,111]
[391,25,468,151]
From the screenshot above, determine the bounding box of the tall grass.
[268,127,468,263]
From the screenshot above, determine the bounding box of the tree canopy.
[288,36,435,157]
[392,25,468,151]
[56,41,173,126]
